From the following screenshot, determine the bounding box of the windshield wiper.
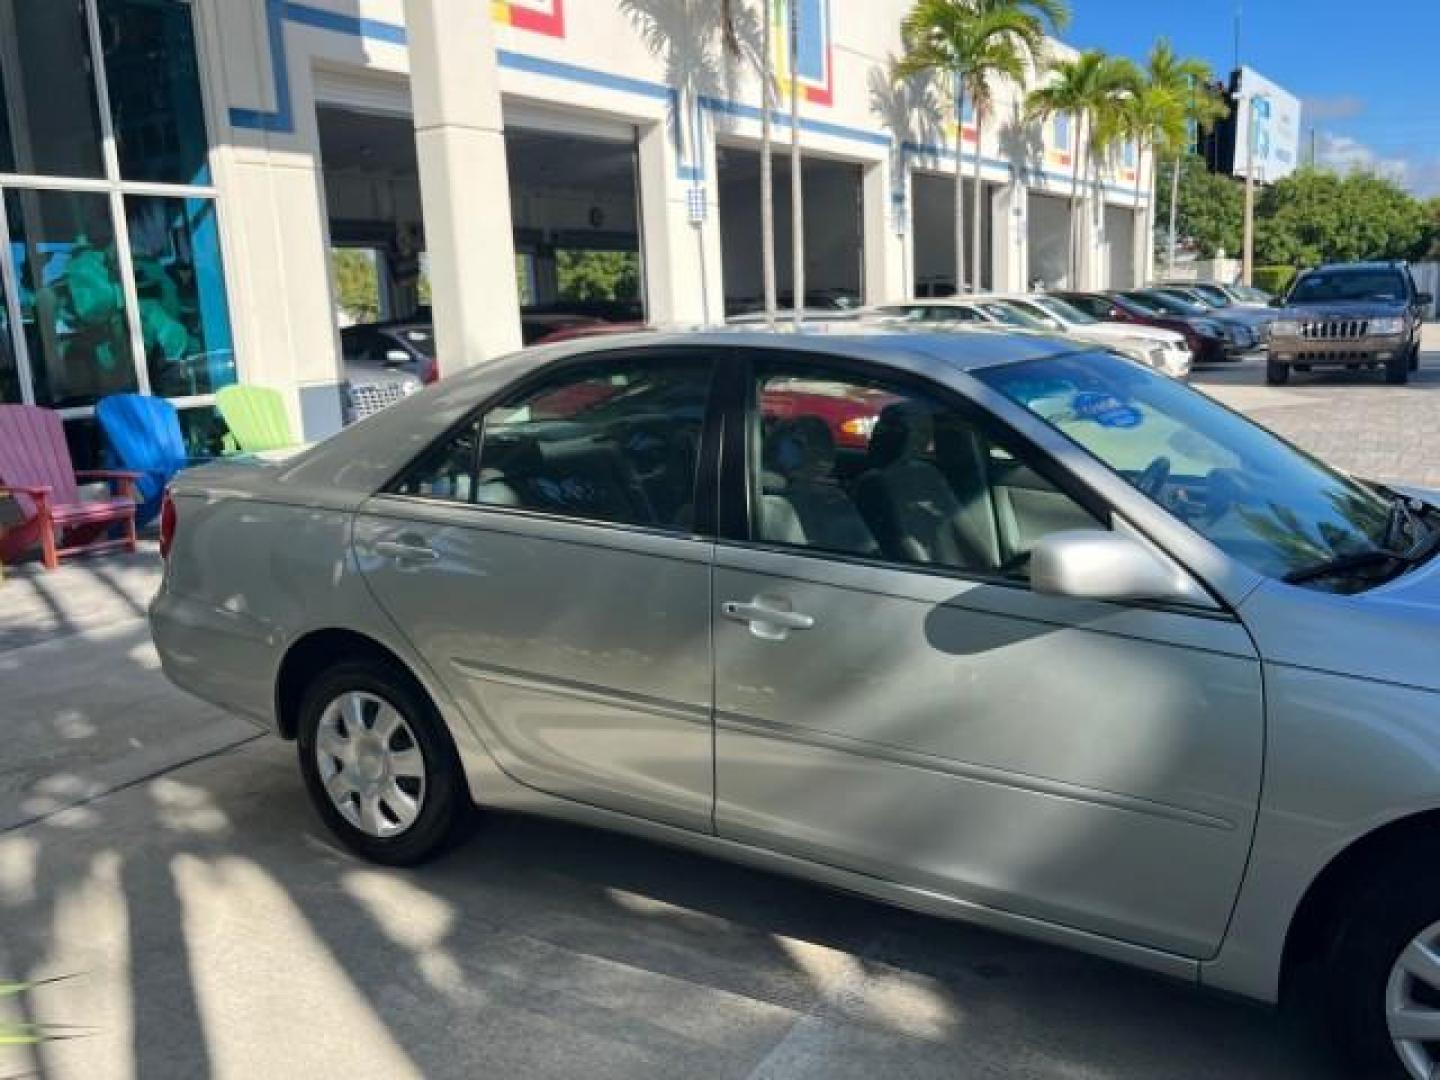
[1284,548,1418,585]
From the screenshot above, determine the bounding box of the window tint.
[0,1,106,178]
[751,364,1100,579]
[394,355,714,533]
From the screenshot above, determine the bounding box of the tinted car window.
[1289,270,1408,304]
[750,363,1098,578]
[392,355,714,531]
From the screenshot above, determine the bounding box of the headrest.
[866,401,933,468]
[765,415,837,479]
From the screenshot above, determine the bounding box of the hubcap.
[1387,920,1440,1078]
[314,690,427,839]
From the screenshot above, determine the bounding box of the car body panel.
[352,498,716,832]
[712,542,1263,957]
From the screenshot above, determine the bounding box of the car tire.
[1323,862,1440,1079]
[1386,352,1410,385]
[296,658,471,866]
[1266,359,1291,385]
[1410,344,1421,373]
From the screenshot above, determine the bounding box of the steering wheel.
[1135,455,1172,500]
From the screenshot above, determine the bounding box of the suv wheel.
[296,658,470,865]
[1324,864,1440,1079]
[1386,351,1410,385]
[1410,343,1422,373]
[1266,358,1291,385]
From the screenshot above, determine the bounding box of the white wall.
[1027,194,1073,290]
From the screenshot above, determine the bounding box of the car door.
[712,349,1263,959]
[355,348,722,832]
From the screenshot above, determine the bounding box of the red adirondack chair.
[0,404,140,571]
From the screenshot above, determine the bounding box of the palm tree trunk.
[760,0,777,323]
[953,78,967,294]
[1167,154,1181,276]
[788,0,804,321]
[1132,143,1146,288]
[970,105,984,293]
[1067,114,1085,288]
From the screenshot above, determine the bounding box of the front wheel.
[1410,344,1422,372]
[1386,352,1410,385]
[1266,359,1291,385]
[1324,866,1440,1078]
[297,658,470,865]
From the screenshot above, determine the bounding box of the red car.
[761,378,901,450]
[1053,291,1231,366]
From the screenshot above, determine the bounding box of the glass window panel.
[0,0,106,178]
[0,263,19,402]
[98,0,212,186]
[125,195,235,397]
[5,187,136,409]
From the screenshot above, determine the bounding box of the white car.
[870,299,1053,333]
[987,294,1194,379]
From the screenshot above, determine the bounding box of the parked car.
[871,299,1052,331]
[1053,291,1232,366]
[154,327,1440,1078]
[340,321,439,386]
[1130,288,1261,354]
[1158,280,1271,310]
[1151,285,1274,341]
[986,294,1193,378]
[1266,261,1432,386]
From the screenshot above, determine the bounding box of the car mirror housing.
[1417,292,1434,307]
[1031,530,1211,607]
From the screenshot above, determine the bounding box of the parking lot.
[3,330,1437,1079]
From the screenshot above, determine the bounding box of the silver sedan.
[152,328,1440,1078]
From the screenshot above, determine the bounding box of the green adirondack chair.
[215,385,298,454]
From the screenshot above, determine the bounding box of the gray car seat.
[853,402,1001,571]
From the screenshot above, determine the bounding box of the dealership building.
[0,0,1154,453]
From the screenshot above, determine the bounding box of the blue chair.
[95,395,200,526]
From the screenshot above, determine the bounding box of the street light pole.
[1242,93,1257,287]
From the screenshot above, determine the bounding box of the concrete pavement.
[0,548,1341,1078]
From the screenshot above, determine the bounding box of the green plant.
[1252,264,1297,296]
[896,0,1068,292]
[1,977,86,1046]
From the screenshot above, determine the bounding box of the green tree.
[1167,152,1244,258]
[556,250,641,302]
[1255,169,1433,267]
[896,0,1069,293]
[1025,50,1133,284]
[331,248,380,324]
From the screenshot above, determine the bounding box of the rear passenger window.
[751,365,1101,579]
[393,355,713,533]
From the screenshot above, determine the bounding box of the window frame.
[0,0,231,418]
[382,346,729,542]
[717,346,1112,589]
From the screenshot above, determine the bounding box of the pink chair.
[0,404,140,571]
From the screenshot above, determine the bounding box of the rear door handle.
[722,599,815,640]
[375,538,438,563]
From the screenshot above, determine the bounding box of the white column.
[406,0,521,368]
[863,159,905,304]
[991,181,1028,293]
[637,111,722,326]
[1134,199,1154,286]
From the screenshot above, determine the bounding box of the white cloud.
[1315,132,1440,196]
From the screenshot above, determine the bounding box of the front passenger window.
[752,366,1101,579]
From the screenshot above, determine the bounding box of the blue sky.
[1064,0,1440,196]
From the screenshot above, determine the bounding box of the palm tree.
[1024,49,1112,285]
[1144,40,1226,275]
[1086,56,1143,281]
[896,0,1069,295]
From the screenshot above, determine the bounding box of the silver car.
[152,329,1440,1078]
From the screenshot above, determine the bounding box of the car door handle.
[375,538,438,563]
[722,599,815,640]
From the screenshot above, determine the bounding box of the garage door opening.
[1027,193,1075,291]
[911,170,993,296]
[717,146,864,316]
[1105,204,1138,290]
[505,125,645,343]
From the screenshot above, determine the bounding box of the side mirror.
[383,349,410,367]
[1031,530,1210,606]
[1416,292,1434,308]
[1268,296,1286,308]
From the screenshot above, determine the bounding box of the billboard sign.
[1232,66,1301,182]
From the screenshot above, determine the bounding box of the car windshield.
[979,302,1045,329]
[1229,285,1272,304]
[1134,290,1207,317]
[1164,288,1220,309]
[1117,293,1165,316]
[1188,284,1232,306]
[1289,269,1408,304]
[1029,296,1098,325]
[389,326,436,358]
[977,352,1411,589]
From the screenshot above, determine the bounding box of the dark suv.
[1267,262,1432,385]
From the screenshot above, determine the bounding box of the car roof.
[1307,261,1405,273]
